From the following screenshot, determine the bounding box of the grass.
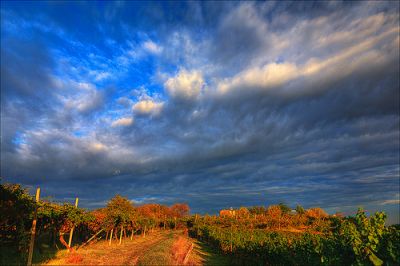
[136,231,175,265]
[33,229,236,266]
[171,235,192,263]
[190,240,232,266]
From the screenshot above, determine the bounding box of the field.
[1,183,399,265]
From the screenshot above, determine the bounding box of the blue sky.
[1,1,399,223]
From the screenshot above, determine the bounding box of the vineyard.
[1,183,190,265]
[188,210,400,265]
[1,182,399,265]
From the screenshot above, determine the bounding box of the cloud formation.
[132,100,164,115]
[142,40,163,55]
[111,117,134,127]
[165,69,205,99]
[1,1,399,223]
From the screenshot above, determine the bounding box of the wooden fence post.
[119,226,123,245]
[27,188,40,266]
[68,198,79,251]
[109,228,113,246]
[230,222,233,253]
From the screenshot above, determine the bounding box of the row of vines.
[188,209,399,265]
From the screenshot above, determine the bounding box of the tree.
[170,203,190,218]
[266,205,282,228]
[248,206,266,215]
[105,195,134,228]
[295,205,305,215]
[237,207,250,218]
[278,203,291,214]
[306,207,328,219]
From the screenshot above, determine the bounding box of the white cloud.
[142,40,163,54]
[57,80,104,113]
[77,82,95,90]
[89,70,112,82]
[132,100,164,115]
[71,90,104,113]
[164,69,205,99]
[217,24,398,95]
[380,199,400,205]
[315,13,387,49]
[111,117,134,127]
[117,96,134,107]
[218,63,299,94]
[117,39,163,66]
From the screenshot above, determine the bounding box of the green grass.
[137,232,175,265]
[194,240,233,266]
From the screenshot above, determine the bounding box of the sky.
[1,1,399,223]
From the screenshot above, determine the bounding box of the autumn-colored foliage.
[170,203,190,218]
[87,208,106,231]
[219,209,236,217]
[237,207,250,218]
[306,207,328,219]
[0,181,191,264]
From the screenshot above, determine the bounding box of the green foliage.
[189,208,400,266]
[248,206,266,215]
[278,202,291,214]
[334,208,395,266]
[0,183,36,254]
[37,200,93,234]
[378,225,400,265]
[105,194,135,227]
[296,204,306,215]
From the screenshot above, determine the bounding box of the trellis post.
[68,197,79,251]
[109,228,113,246]
[119,226,123,244]
[27,188,40,266]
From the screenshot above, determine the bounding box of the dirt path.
[44,230,229,266]
[45,230,176,265]
[121,232,173,265]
